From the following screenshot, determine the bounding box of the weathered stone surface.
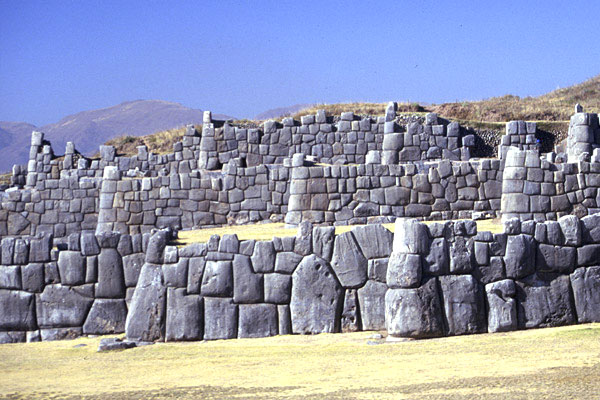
[393,219,429,254]
[198,259,233,297]
[485,279,517,333]
[162,258,188,288]
[187,257,206,294]
[536,244,577,274]
[570,266,600,323]
[331,232,367,288]
[0,331,26,344]
[238,304,278,338]
[439,275,486,335]
[558,215,581,246]
[165,288,203,341]
[357,280,387,331]
[423,237,449,275]
[57,251,86,286]
[204,297,238,340]
[577,245,600,266]
[232,255,262,303]
[98,337,137,351]
[274,251,303,274]
[21,263,44,292]
[83,299,128,334]
[387,252,421,288]
[516,275,575,329]
[251,241,276,273]
[122,254,145,287]
[385,277,444,338]
[294,221,312,256]
[290,255,343,334]
[29,234,52,262]
[96,248,126,298]
[449,237,473,274]
[504,234,535,279]
[264,273,292,304]
[145,230,168,264]
[125,263,166,342]
[278,304,292,335]
[352,225,393,259]
[80,232,100,256]
[312,226,335,261]
[0,289,37,330]
[473,256,505,284]
[341,289,360,332]
[41,327,82,341]
[36,284,93,328]
[0,265,21,289]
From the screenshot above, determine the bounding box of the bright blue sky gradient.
[1,0,599,125]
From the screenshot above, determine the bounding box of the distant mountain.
[0,100,233,172]
[255,103,314,120]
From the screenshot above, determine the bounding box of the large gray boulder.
[57,251,86,286]
[331,232,367,288]
[125,263,166,342]
[165,288,203,341]
[449,237,473,274]
[122,253,145,287]
[341,289,360,332]
[200,261,233,297]
[290,255,343,334]
[386,252,421,288]
[516,275,575,329]
[439,275,486,335]
[536,244,576,274]
[274,252,303,274]
[204,297,238,340]
[238,304,278,338]
[570,266,600,323]
[423,237,449,275]
[352,225,393,259]
[312,226,335,261]
[357,280,387,331]
[485,279,518,333]
[83,299,128,334]
[393,219,429,254]
[96,248,126,298]
[0,289,37,331]
[187,257,206,294]
[232,255,263,303]
[264,273,292,304]
[504,234,535,279]
[36,284,93,328]
[385,277,444,338]
[251,241,276,273]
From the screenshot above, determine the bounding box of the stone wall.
[501,147,600,222]
[285,159,503,225]
[567,110,600,163]
[3,216,600,344]
[385,216,600,338]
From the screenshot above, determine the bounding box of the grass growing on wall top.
[1,324,599,399]
[174,219,504,246]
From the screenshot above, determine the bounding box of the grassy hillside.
[103,75,599,157]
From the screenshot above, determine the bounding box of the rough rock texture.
[203,297,238,340]
[36,284,93,328]
[570,266,600,323]
[238,304,278,338]
[516,275,575,329]
[290,255,342,334]
[165,288,203,341]
[0,289,37,331]
[83,299,128,334]
[357,280,387,331]
[330,232,367,288]
[439,275,486,335]
[125,263,166,342]
[385,277,444,338]
[485,279,518,333]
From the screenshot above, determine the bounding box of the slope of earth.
[0,121,38,171]
[0,324,598,399]
[255,103,314,120]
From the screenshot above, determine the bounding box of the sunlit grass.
[0,324,598,399]
[174,219,503,246]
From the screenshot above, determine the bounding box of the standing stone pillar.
[198,111,218,169]
[567,106,599,163]
[25,131,44,187]
[96,166,122,234]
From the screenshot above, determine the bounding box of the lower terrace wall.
[2,216,600,344]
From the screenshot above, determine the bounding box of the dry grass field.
[0,324,598,399]
[174,219,504,246]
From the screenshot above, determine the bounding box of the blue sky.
[1,0,599,125]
